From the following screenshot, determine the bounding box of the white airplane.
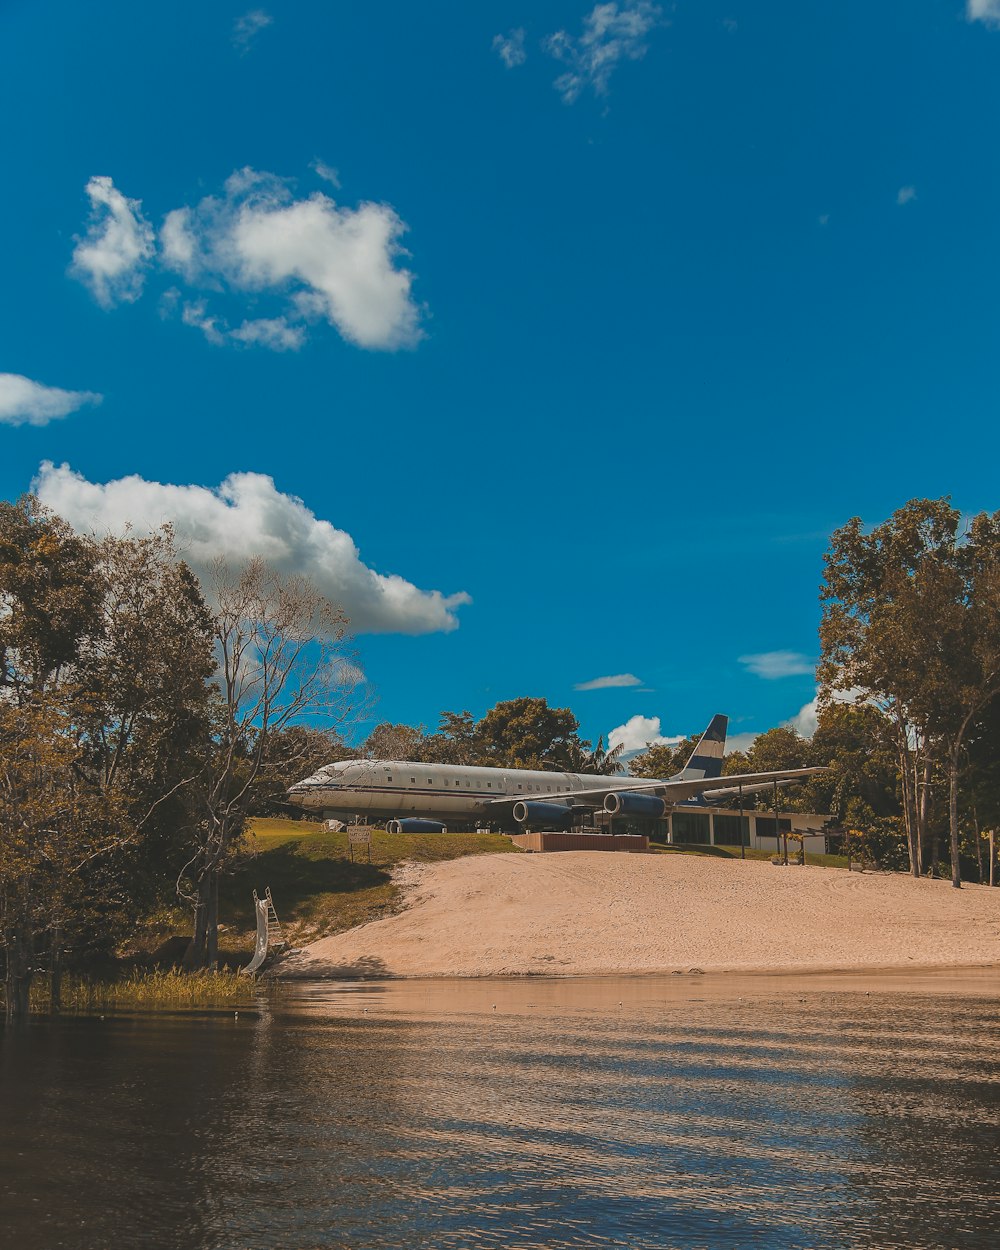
[287,714,825,832]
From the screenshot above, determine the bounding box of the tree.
[0,698,125,1021]
[73,530,216,918]
[426,710,478,764]
[0,495,101,700]
[249,725,354,816]
[820,500,955,877]
[362,721,430,761]
[820,499,1000,885]
[474,697,585,771]
[180,558,361,969]
[629,738,694,779]
[582,735,626,775]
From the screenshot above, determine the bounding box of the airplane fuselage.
[287,758,622,826]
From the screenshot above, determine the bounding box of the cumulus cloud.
[738,650,814,680]
[0,374,102,428]
[493,28,527,68]
[785,686,867,739]
[70,176,155,308]
[160,168,421,350]
[233,9,272,52]
[544,1,662,103]
[607,714,683,754]
[574,673,642,691]
[968,0,1000,28]
[897,185,917,206]
[33,463,470,636]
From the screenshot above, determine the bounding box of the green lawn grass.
[649,841,849,869]
[218,819,519,949]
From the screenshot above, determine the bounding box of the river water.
[1,972,998,1249]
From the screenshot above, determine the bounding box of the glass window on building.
[755,817,792,841]
[672,811,711,844]
[714,814,749,846]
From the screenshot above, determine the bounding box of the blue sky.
[3,0,1000,753]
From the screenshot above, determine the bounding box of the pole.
[738,784,746,860]
[774,779,787,866]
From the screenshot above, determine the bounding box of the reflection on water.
[1,973,999,1249]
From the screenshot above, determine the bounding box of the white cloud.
[739,650,815,680]
[230,317,305,351]
[180,299,304,351]
[544,1,662,103]
[787,697,820,738]
[725,731,759,754]
[574,672,642,691]
[161,168,421,350]
[785,686,867,739]
[311,159,341,188]
[70,176,155,308]
[968,0,1000,28]
[607,714,683,753]
[33,463,470,636]
[0,374,102,428]
[493,28,527,68]
[233,9,272,53]
[897,185,917,206]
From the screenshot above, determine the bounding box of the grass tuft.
[29,969,260,1013]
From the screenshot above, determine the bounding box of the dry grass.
[28,969,260,1012]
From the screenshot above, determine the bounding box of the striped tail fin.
[677,714,728,781]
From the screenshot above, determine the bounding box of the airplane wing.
[480,767,827,811]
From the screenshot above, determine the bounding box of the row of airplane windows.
[384,775,557,794]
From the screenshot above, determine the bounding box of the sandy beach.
[282,851,1000,980]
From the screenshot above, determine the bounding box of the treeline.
[0,496,357,1019]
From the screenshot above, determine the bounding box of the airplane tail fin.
[677,714,728,781]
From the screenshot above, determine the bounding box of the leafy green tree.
[0,698,125,1021]
[475,697,585,770]
[0,496,101,699]
[362,721,430,760]
[820,500,954,877]
[820,499,1000,885]
[630,738,694,778]
[582,735,626,775]
[73,531,216,918]
[425,710,479,764]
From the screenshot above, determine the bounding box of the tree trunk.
[206,873,219,971]
[50,926,63,1015]
[990,829,996,888]
[4,929,34,1023]
[183,872,212,970]
[918,756,932,876]
[973,810,983,884]
[948,744,962,888]
[897,739,920,878]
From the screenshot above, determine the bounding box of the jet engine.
[386,818,448,834]
[603,791,667,818]
[512,801,573,828]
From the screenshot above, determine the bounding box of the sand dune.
[283,852,1000,980]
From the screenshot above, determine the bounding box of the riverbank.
[281,851,1000,979]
